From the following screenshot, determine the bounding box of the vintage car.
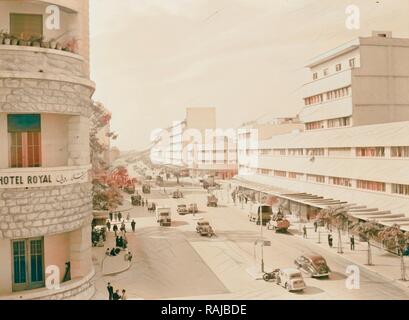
[207,195,218,207]
[196,221,215,237]
[267,211,290,233]
[188,203,198,214]
[276,268,306,292]
[156,207,171,227]
[142,184,151,194]
[177,204,188,215]
[294,254,331,278]
[172,190,184,199]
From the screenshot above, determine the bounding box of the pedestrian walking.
[118,212,122,221]
[328,234,333,248]
[113,224,118,236]
[121,289,127,300]
[314,221,318,233]
[120,222,126,233]
[106,220,111,232]
[142,199,145,207]
[107,282,114,300]
[126,213,130,222]
[350,235,355,251]
[131,220,136,232]
[145,199,148,207]
[109,212,113,221]
[303,225,307,239]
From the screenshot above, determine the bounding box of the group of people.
[109,211,129,222]
[310,220,356,251]
[107,283,127,300]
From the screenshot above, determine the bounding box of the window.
[306,148,325,156]
[306,121,324,131]
[349,58,356,68]
[8,114,42,168]
[12,238,44,292]
[323,68,329,76]
[304,94,323,106]
[260,149,271,156]
[326,87,350,101]
[313,72,318,80]
[288,172,304,180]
[273,149,286,156]
[260,169,271,175]
[392,184,409,196]
[288,149,304,156]
[391,147,409,158]
[10,13,43,40]
[274,170,287,178]
[356,147,385,157]
[307,174,326,183]
[329,177,351,187]
[327,117,351,128]
[336,64,342,71]
[357,180,386,192]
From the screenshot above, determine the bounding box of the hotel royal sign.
[0,166,90,189]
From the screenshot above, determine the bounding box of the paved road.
[92,180,409,300]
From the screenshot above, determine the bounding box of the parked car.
[196,221,215,237]
[294,254,331,278]
[177,204,188,215]
[172,190,183,199]
[188,203,198,214]
[207,195,218,207]
[276,268,306,292]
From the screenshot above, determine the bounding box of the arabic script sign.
[0,166,90,189]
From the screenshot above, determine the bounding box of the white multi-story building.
[235,32,409,228]
[151,107,238,179]
[0,0,95,299]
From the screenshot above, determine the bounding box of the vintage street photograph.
[0,0,409,307]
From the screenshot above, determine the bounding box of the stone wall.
[0,77,93,117]
[0,183,92,239]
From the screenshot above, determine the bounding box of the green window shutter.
[8,114,41,133]
[10,13,43,40]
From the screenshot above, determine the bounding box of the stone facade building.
[0,0,95,299]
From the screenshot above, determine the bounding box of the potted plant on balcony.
[18,33,31,46]
[11,35,19,46]
[50,38,58,49]
[30,36,42,48]
[3,32,12,45]
[0,30,5,44]
[63,37,79,53]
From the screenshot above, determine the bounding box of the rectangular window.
[12,238,44,292]
[288,149,304,156]
[274,170,287,178]
[357,180,386,192]
[306,121,324,130]
[313,73,318,80]
[273,149,286,156]
[329,177,352,187]
[307,174,326,183]
[10,13,43,40]
[349,58,356,68]
[336,64,342,71]
[391,147,409,158]
[288,172,304,180]
[323,68,329,76]
[306,148,325,156]
[392,184,409,196]
[328,117,351,128]
[8,114,41,168]
[356,147,385,158]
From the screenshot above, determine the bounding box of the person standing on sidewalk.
[113,224,118,236]
[131,220,136,232]
[106,220,111,232]
[314,221,318,233]
[303,225,307,239]
[328,234,333,248]
[118,211,122,221]
[350,235,355,251]
[109,212,113,221]
[107,282,114,300]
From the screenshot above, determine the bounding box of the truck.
[249,204,273,226]
[267,211,290,233]
[156,207,171,227]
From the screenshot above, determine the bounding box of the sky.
[89,0,409,151]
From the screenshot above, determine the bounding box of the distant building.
[234,32,409,227]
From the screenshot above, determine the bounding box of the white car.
[276,268,306,292]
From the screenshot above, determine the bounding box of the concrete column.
[67,116,90,166]
[0,239,12,295]
[69,225,93,279]
[0,114,8,169]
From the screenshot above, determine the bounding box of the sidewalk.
[291,220,409,290]
[225,198,409,291]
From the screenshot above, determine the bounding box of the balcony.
[302,69,352,98]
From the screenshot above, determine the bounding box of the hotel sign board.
[0,166,90,189]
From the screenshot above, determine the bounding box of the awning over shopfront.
[232,176,409,232]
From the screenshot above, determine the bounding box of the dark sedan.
[294,254,331,278]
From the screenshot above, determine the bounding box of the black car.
[294,254,331,278]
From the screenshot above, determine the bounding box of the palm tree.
[351,220,384,266]
[378,224,409,281]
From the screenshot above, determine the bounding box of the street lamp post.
[259,208,265,273]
